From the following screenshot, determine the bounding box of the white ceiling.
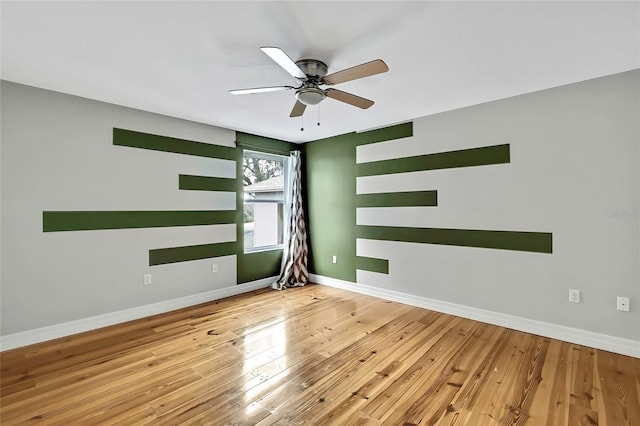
[2,1,639,143]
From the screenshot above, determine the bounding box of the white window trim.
[243,150,289,254]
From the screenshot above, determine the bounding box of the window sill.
[244,244,284,254]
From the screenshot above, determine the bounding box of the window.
[243,150,287,252]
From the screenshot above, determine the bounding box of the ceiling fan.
[229,47,388,118]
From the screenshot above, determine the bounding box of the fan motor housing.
[295,59,328,79]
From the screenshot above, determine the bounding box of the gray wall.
[3,70,639,346]
[306,70,639,342]
[1,81,238,335]
[356,71,639,340]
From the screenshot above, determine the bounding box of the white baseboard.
[0,277,275,351]
[310,274,640,358]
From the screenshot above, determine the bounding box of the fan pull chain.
[317,105,321,126]
[300,114,304,132]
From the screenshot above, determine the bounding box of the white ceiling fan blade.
[323,59,388,85]
[325,88,374,109]
[290,100,307,117]
[261,47,306,79]
[229,86,295,95]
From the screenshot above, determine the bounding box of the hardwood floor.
[1,284,639,425]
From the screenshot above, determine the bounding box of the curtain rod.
[234,141,295,156]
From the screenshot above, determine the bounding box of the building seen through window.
[243,151,286,252]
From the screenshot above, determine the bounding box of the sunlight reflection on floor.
[241,317,289,412]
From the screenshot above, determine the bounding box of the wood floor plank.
[377,322,497,425]
[0,328,244,420]
[416,323,510,425]
[255,309,434,425]
[596,348,640,425]
[526,340,571,425]
[568,345,599,426]
[1,283,638,425]
[312,311,450,424]
[151,300,414,424]
[362,318,475,422]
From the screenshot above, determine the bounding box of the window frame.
[242,149,288,254]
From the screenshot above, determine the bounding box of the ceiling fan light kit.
[295,87,326,106]
[229,46,388,119]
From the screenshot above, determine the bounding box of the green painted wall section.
[236,131,294,155]
[149,242,237,266]
[179,174,237,192]
[43,210,235,232]
[355,256,389,274]
[357,225,552,254]
[238,250,285,284]
[304,134,358,282]
[234,132,295,283]
[356,191,438,207]
[113,128,236,160]
[356,143,510,177]
[304,123,415,282]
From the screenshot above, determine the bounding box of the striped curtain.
[273,150,308,290]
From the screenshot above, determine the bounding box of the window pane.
[243,150,286,252]
[243,156,284,189]
[244,202,283,250]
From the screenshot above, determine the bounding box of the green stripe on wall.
[356,256,389,274]
[356,144,510,177]
[356,225,552,253]
[355,122,413,146]
[149,241,237,266]
[310,123,413,150]
[356,191,437,208]
[43,211,236,232]
[113,128,236,160]
[179,174,236,191]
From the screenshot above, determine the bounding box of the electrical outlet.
[617,297,630,312]
[211,263,218,273]
[569,289,580,303]
[144,274,152,285]
[332,255,337,264]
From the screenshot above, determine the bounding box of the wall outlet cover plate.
[617,296,630,312]
[569,289,580,303]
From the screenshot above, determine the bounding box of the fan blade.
[229,86,294,95]
[261,46,306,79]
[323,59,388,85]
[325,88,374,109]
[290,100,307,117]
